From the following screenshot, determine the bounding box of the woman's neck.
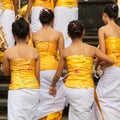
[72,38,83,45]
[42,24,52,30]
[106,18,116,25]
[15,39,27,46]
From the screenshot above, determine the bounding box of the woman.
[49,20,114,120]
[32,8,65,119]
[53,0,78,48]
[2,18,40,120]
[94,3,120,120]
[0,0,18,48]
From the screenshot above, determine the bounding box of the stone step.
[0,98,7,115]
[0,76,10,84]
[83,35,98,46]
[0,114,7,120]
[0,84,8,99]
[0,84,8,88]
[0,98,7,108]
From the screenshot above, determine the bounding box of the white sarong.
[93,66,120,120]
[118,4,120,18]
[8,89,40,120]
[31,6,51,32]
[63,86,95,120]
[0,10,15,48]
[31,6,44,32]
[36,70,66,119]
[54,6,78,48]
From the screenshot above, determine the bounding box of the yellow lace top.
[33,0,51,8]
[3,0,14,10]
[9,58,40,90]
[56,0,77,7]
[34,40,58,70]
[105,37,120,67]
[65,55,94,88]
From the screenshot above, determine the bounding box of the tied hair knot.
[72,22,81,33]
[40,8,49,15]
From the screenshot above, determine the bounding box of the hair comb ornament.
[112,4,116,10]
[72,23,78,28]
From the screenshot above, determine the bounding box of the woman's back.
[64,42,96,58]
[6,44,38,60]
[33,28,63,70]
[63,42,95,88]
[5,44,40,90]
[33,27,61,42]
[101,23,120,38]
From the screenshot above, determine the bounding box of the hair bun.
[40,9,49,18]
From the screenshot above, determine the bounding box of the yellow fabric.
[34,40,58,70]
[94,89,104,120]
[33,0,51,8]
[105,37,120,67]
[65,55,94,88]
[0,51,4,62]
[9,58,39,90]
[3,0,14,10]
[40,111,63,120]
[27,34,33,47]
[56,0,77,7]
[51,0,54,11]
[18,5,31,16]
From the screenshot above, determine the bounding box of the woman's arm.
[35,52,40,85]
[24,0,35,22]
[49,51,65,95]
[58,32,64,56]
[54,0,57,6]
[95,27,106,69]
[94,47,114,66]
[76,0,79,4]
[98,27,106,53]
[2,50,10,76]
[12,0,19,15]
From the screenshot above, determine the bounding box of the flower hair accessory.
[40,8,49,14]
[112,4,116,10]
[72,23,78,28]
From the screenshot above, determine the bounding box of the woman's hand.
[63,73,68,83]
[49,87,56,96]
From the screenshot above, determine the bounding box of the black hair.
[39,8,54,25]
[12,17,30,39]
[68,20,85,39]
[104,3,119,20]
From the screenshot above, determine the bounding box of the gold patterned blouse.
[33,0,51,8]
[65,55,94,88]
[9,58,39,90]
[105,37,120,67]
[56,0,77,7]
[34,40,58,70]
[3,0,14,10]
